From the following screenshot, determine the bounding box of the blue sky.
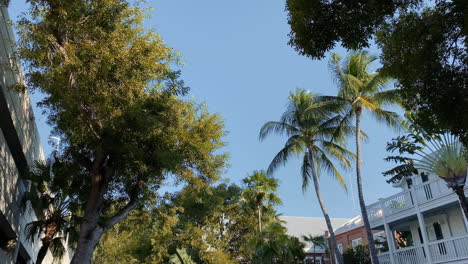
[9,0,404,219]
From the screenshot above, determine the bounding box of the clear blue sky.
[9,0,404,219]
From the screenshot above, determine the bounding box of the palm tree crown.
[259,89,353,190]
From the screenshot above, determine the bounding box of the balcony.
[366,177,462,226]
[377,234,468,264]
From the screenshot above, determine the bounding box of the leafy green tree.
[302,235,328,264]
[149,183,256,264]
[21,161,71,264]
[342,245,371,264]
[259,89,354,264]
[328,51,401,263]
[93,209,153,263]
[242,171,282,240]
[17,1,226,263]
[251,221,305,264]
[285,0,467,146]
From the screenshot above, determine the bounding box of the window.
[352,238,362,248]
[433,222,444,240]
[406,178,413,189]
[421,172,429,182]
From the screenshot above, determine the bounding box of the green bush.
[342,245,371,264]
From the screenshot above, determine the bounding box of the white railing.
[367,202,384,222]
[366,178,462,222]
[429,235,468,263]
[377,252,391,264]
[382,190,414,215]
[394,245,427,264]
[414,178,452,204]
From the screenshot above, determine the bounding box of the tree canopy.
[285,0,467,145]
[18,0,226,262]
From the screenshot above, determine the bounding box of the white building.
[0,2,71,263]
[366,170,468,264]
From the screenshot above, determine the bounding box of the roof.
[333,215,363,235]
[279,216,350,254]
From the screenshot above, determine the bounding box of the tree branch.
[103,197,138,232]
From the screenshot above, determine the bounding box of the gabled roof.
[279,216,350,253]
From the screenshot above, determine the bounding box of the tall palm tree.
[259,89,355,264]
[302,234,328,264]
[21,161,71,264]
[329,51,401,264]
[242,170,282,240]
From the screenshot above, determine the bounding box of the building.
[0,2,71,263]
[329,171,468,264]
[279,216,350,264]
[328,215,388,264]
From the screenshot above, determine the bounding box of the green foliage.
[285,0,467,146]
[250,222,306,264]
[21,160,72,263]
[259,89,354,191]
[342,245,371,264]
[17,0,227,260]
[93,209,153,263]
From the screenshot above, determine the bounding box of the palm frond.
[369,108,401,130]
[259,121,299,141]
[266,135,305,175]
[301,152,311,192]
[50,237,66,261]
[314,148,347,191]
[25,220,45,243]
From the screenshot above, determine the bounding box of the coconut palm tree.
[21,161,71,264]
[242,170,282,240]
[259,89,355,264]
[302,234,328,264]
[329,51,401,264]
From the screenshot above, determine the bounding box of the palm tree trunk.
[355,112,379,264]
[453,186,468,220]
[36,239,51,264]
[308,149,344,264]
[258,203,263,240]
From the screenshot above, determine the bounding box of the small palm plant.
[302,234,328,264]
[242,171,282,240]
[21,161,71,264]
[260,89,354,264]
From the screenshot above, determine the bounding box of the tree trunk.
[453,186,468,220]
[308,149,344,264]
[70,171,108,264]
[355,112,379,264]
[36,239,50,264]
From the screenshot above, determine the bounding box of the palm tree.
[329,51,401,264]
[242,170,282,240]
[21,161,71,264]
[259,89,354,264]
[302,234,328,264]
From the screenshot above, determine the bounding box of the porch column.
[460,201,468,232]
[416,211,433,264]
[384,223,396,264]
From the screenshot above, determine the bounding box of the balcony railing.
[393,245,427,264]
[429,234,468,263]
[366,177,460,222]
[377,234,468,264]
[377,252,391,264]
